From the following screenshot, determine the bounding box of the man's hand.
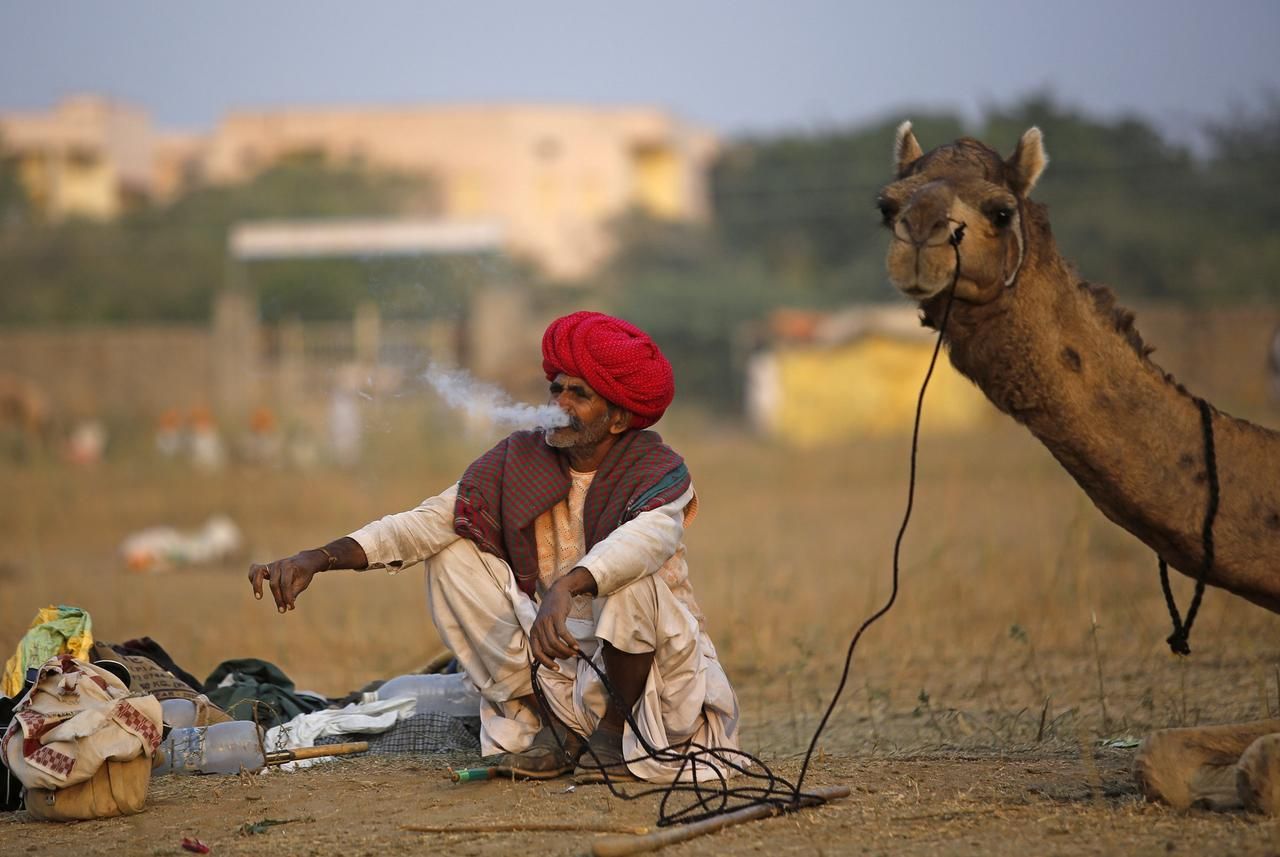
[248,551,326,614]
[529,567,598,670]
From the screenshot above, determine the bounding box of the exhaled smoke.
[424,364,569,431]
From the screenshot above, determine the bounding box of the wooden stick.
[402,822,652,835]
[590,784,850,857]
[264,741,370,765]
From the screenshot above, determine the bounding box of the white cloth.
[263,696,416,771]
[425,538,741,783]
[349,481,709,632]
[347,464,742,783]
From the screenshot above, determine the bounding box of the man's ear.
[609,407,632,434]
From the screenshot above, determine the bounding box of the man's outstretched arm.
[247,536,368,613]
[248,484,461,614]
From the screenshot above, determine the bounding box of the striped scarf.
[454,430,690,597]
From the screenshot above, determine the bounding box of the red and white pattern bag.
[2,655,161,817]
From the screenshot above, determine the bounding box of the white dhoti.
[426,537,743,783]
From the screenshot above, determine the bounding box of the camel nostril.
[905,216,951,247]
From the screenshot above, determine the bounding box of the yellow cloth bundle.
[3,605,94,697]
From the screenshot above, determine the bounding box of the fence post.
[212,286,259,423]
[466,285,529,388]
[354,301,381,371]
[278,316,305,421]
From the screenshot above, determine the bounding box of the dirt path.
[4,750,1279,856]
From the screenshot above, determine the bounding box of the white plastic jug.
[363,672,480,718]
[153,721,265,775]
[159,697,197,729]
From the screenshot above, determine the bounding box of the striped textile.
[454,430,690,597]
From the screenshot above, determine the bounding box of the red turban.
[542,311,674,429]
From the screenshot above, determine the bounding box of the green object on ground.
[202,658,326,727]
[452,767,495,783]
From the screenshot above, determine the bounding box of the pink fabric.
[541,312,674,429]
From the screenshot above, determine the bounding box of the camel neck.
[940,253,1280,612]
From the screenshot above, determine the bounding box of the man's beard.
[544,409,612,450]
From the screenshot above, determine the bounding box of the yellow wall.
[632,143,681,219]
[16,150,118,219]
[57,151,118,219]
[769,335,991,446]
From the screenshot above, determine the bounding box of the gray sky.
[2,0,1277,141]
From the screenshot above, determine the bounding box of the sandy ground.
[3,420,1280,855]
[4,746,1280,856]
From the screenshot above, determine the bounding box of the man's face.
[544,373,623,450]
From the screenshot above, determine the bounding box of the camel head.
[878,123,1048,308]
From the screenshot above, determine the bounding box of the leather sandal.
[573,726,640,784]
[490,720,585,780]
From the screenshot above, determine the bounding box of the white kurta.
[347,471,742,783]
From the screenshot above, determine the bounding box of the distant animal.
[0,373,52,459]
[877,122,1280,814]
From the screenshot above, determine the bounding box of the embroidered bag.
[1,655,161,820]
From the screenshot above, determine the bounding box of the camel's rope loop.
[1158,397,1218,656]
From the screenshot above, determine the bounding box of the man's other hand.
[529,567,597,670]
[530,584,580,670]
[248,551,326,614]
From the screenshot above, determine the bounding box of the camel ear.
[895,121,924,175]
[1006,126,1048,197]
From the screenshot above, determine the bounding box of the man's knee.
[426,538,470,582]
[427,538,503,594]
[596,575,694,656]
[599,573,662,618]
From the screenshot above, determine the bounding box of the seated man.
[248,311,740,783]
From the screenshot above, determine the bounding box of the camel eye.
[876,199,897,226]
[991,207,1014,228]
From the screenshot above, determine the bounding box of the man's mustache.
[548,414,582,431]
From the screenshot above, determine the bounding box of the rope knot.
[1164,629,1191,657]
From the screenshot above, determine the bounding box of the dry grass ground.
[2,403,1279,855]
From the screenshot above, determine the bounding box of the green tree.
[710,112,965,298]
[0,157,439,325]
[979,94,1208,300]
[1195,94,1280,300]
[0,139,29,226]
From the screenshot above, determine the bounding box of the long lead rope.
[528,225,968,827]
[793,224,962,795]
[1158,396,1218,655]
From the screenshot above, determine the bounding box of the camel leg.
[1133,719,1280,811]
[1236,733,1280,815]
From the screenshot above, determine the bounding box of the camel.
[876,122,1280,814]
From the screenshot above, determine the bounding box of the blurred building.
[0,96,717,278]
[0,95,154,219]
[745,306,992,446]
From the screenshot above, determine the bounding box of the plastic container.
[160,698,198,729]
[153,721,266,775]
[362,671,480,717]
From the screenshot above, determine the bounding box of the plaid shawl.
[454,430,690,597]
